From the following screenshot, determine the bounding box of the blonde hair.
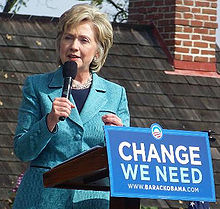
[56,4,113,72]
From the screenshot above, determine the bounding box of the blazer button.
[75,134,81,141]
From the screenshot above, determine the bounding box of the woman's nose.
[70,39,79,50]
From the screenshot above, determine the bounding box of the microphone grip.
[59,77,73,121]
[59,116,65,121]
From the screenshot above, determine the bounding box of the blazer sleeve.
[116,86,130,127]
[14,76,56,162]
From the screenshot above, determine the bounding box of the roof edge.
[0,12,59,22]
[165,59,220,78]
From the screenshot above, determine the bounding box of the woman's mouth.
[68,54,80,61]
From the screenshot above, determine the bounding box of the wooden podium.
[43,146,140,209]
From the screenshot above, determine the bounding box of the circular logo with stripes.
[151,123,163,140]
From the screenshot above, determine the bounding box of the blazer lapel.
[68,98,84,128]
[47,67,63,100]
[47,67,83,128]
[80,73,107,124]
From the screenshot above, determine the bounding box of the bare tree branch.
[106,0,128,22]
[114,10,127,23]
[106,0,123,11]
[2,0,128,23]
[3,0,17,12]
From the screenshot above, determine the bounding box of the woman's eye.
[64,36,72,40]
[80,37,89,43]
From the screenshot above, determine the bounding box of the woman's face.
[59,21,99,72]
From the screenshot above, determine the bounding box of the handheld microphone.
[59,61,77,121]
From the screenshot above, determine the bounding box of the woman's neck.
[75,71,91,84]
[72,71,92,89]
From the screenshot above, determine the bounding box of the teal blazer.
[13,67,130,209]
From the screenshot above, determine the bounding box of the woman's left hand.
[102,114,123,126]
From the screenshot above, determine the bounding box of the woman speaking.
[12,3,130,209]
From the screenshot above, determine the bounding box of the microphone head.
[62,61,77,79]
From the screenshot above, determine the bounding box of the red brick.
[128,8,138,13]
[191,49,200,54]
[201,50,215,55]
[191,20,203,27]
[192,8,201,13]
[176,0,183,4]
[194,56,209,62]
[176,26,183,32]
[175,33,190,39]
[204,22,218,29]
[194,28,208,34]
[184,13,193,19]
[176,5,190,12]
[183,41,192,46]
[211,3,217,8]
[174,54,182,60]
[210,16,217,21]
[166,40,176,46]
[165,26,175,32]
[169,33,175,39]
[183,55,193,61]
[202,9,217,15]
[175,19,189,26]
[209,29,216,35]
[184,27,193,33]
[175,47,189,53]
[138,8,147,13]
[158,20,170,26]
[165,0,175,5]
[146,7,158,13]
[183,0,194,6]
[195,15,209,21]
[158,7,170,13]
[129,14,145,21]
[144,1,154,6]
[192,35,201,40]
[165,13,175,18]
[153,13,164,20]
[175,40,182,45]
[202,36,216,42]
[210,43,216,48]
[194,42,208,48]
[195,1,210,7]
[146,15,157,20]
[134,1,144,7]
[210,57,216,63]
[155,1,165,6]
[169,19,175,24]
[175,12,182,18]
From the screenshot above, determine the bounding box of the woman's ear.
[95,51,99,60]
[95,46,101,59]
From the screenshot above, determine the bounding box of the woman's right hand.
[47,97,75,132]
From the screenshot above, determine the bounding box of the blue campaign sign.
[104,124,216,202]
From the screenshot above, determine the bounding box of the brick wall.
[128,0,218,67]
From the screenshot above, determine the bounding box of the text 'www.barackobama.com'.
[127,184,199,193]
